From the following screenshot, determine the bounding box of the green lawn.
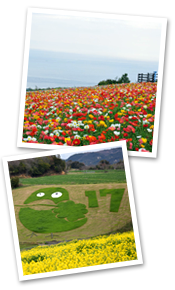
[85,191,99,207]
[19,203,88,234]
[100,188,125,212]
[19,170,126,185]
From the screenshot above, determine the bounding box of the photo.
[3,141,142,281]
[17,8,167,157]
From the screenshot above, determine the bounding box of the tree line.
[98,73,130,86]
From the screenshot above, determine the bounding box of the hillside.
[65,147,123,166]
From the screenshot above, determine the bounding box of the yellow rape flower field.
[21,231,137,275]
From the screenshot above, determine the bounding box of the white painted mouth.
[36,192,45,197]
[51,192,62,198]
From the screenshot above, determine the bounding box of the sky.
[29,12,163,62]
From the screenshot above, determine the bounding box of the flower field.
[22,82,157,152]
[21,231,137,275]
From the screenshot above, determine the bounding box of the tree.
[116,73,130,84]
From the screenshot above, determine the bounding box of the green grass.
[85,191,99,207]
[24,187,69,204]
[19,201,88,233]
[19,170,126,186]
[53,201,88,222]
[100,188,125,212]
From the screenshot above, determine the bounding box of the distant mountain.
[65,147,123,166]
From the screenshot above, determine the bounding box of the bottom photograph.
[3,141,142,281]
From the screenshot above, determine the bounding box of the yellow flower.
[64,137,71,142]
[141,138,147,143]
[147,114,152,118]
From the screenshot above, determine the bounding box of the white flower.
[50,133,54,137]
[114,131,120,136]
[74,135,81,139]
[44,130,48,134]
[84,125,89,129]
[31,137,36,141]
[67,123,73,128]
[27,136,32,141]
[147,129,152,133]
[137,135,142,138]
[55,132,60,137]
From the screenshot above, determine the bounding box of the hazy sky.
[29,12,162,62]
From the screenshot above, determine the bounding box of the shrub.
[11,177,19,189]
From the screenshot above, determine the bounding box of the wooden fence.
[138,72,158,83]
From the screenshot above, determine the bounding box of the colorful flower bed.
[21,231,137,275]
[22,82,157,152]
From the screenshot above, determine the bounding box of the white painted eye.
[36,192,45,197]
[51,192,62,198]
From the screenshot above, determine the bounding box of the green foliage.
[24,187,69,204]
[70,161,85,169]
[11,177,19,189]
[9,164,19,175]
[85,191,99,208]
[98,73,130,86]
[28,166,42,177]
[54,165,62,173]
[18,161,27,173]
[37,160,50,175]
[99,188,125,212]
[52,156,66,171]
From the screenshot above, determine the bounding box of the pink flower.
[108,126,115,131]
[129,142,133,150]
[139,148,150,152]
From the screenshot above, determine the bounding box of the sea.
[27,49,159,89]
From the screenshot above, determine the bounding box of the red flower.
[72,139,80,146]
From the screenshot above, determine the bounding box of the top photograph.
[17,8,167,157]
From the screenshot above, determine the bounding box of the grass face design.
[19,187,88,233]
